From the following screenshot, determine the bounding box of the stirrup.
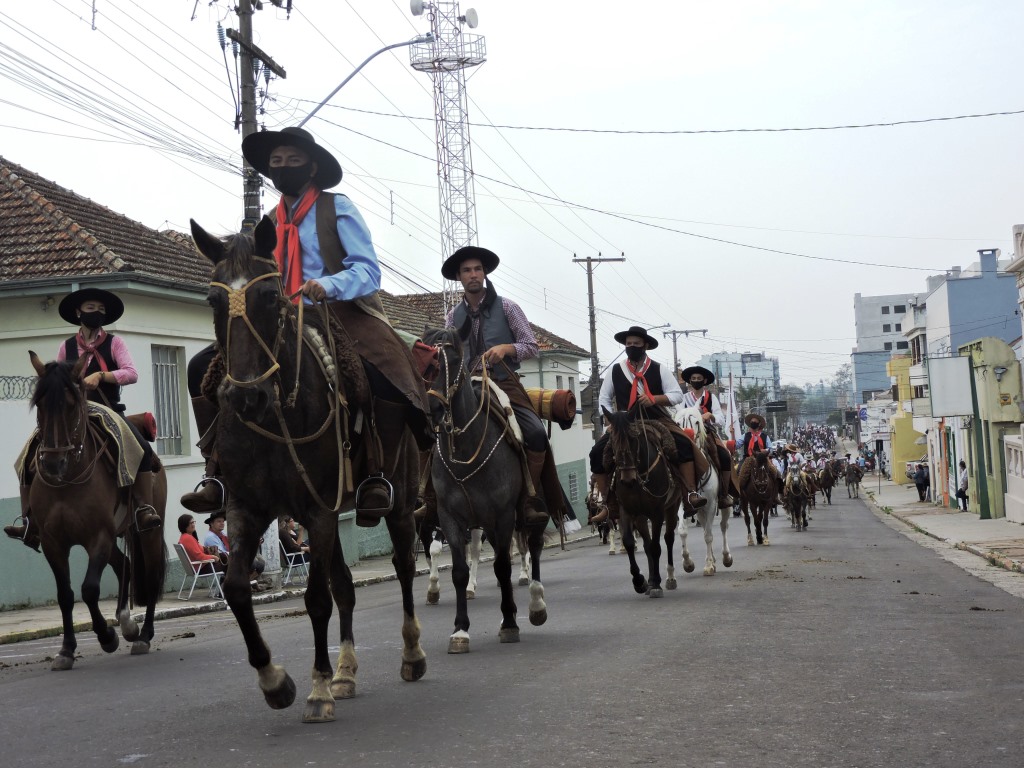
[193,476,226,501]
[4,516,28,541]
[355,473,394,515]
[688,491,707,508]
[134,504,162,532]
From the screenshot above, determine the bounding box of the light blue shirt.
[289,194,381,302]
[202,531,228,555]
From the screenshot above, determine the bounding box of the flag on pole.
[725,373,742,442]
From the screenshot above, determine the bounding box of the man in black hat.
[429,246,560,527]
[5,288,161,549]
[591,326,709,518]
[680,365,738,508]
[181,127,432,523]
[737,412,780,495]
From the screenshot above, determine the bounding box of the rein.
[35,391,110,487]
[613,420,673,500]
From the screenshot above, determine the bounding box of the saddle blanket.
[15,402,144,488]
[471,376,524,446]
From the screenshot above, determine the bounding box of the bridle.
[609,418,672,500]
[426,339,509,483]
[34,380,106,486]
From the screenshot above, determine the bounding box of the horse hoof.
[498,627,520,644]
[401,657,428,682]
[100,633,119,654]
[302,699,335,724]
[119,609,140,642]
[518,576,529,587]
[330,679,356,700]
[763,538,770,546]
[50,653,75,671]
[264,674,298,709]
[448,634,470,654]
[632,576,648,594]
[665,577,677,590]
[130,641,151,656]
[747,537,754,546]
[648,587,663,598]
[426,590,440,605]
[703,567,715,577]
[608,550,617,556]
[723,554,734,568]
[529,608,547,627]
[683,562,695,574]
[465,589,475,600]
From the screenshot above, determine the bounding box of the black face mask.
[690,377,705,388]
[269,163,313,197]
[79,311,106,329]
[624,346,646,364]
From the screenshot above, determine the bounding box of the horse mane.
[31,359,83,413]
[220,231,269,275]
[672,405,706,443]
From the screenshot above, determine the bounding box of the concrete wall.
[853,292,914,353]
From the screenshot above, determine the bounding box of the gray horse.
[422,328,548,654]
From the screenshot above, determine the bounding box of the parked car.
[905,455,929,479]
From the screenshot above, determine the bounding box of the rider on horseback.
[180,127,433,524]
[590,326,709,520]
[6,288,162,550]
[415,246,560,528]
[737,413,781,492]
[679,365,738,509]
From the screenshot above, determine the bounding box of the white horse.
[671,406,733,578]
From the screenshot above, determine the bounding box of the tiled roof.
[394,291,589,357]
[378,291,442,337]
[0,157,209,288]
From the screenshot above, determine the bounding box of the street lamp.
[298,33,434,128]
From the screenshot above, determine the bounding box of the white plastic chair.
[279,540,309,586]
[173,543,225,601]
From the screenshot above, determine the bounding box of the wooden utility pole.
[573,252,625,441]
[663,328,707,380]
[228,0,287,229]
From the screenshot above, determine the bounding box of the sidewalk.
[859,468,1024,575]
[0,525,596,646]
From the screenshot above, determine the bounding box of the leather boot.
[589,474,611,524]
[4,485,40,552]
[132,471,162,532]
[677,461,707,519]
[716,444,735,507]
[522,450,550,527]
[356,399,402,526]
[180,396,225,514]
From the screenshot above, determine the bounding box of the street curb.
[0,531,598,646]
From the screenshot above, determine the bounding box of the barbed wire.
[0,376,35,401]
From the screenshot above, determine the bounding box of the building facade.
[696,351,780,401]
[851,292,916,402]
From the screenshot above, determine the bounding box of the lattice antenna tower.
[409,1,486,312]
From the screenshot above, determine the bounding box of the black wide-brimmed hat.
[58,288,124,326]
[744,412,765,428]
[204,510,226,526]
[681,365,715,385]
[441,245,500,280]
[241,126,343,189]
[613,325,659,350]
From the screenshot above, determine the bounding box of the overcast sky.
[2,0,1021,388]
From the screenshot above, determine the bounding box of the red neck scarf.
[626,357,653,410]
[76,329,109,372]
[747,429,765,456]
[274,186,320,303]
[698,389,711,413]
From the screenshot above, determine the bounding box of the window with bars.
[152,345,184,455]
[556,374,563,390]
[568,471,579,502]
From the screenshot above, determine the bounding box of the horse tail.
[127,527,168,607]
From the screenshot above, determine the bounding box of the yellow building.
[886,354,925,485]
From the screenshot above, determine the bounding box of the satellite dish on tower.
[410,0,425,17]
[462,8,479,28]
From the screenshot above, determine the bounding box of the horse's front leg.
[81,547,119,654]
[664,519,677,590]
[42,544,87,670]
[517,530,532,588]
[466,527,482,599]
[223,512,296,714]
[644,519,664,598]
[742,499,755,546]
[523,529,547,626]
[327,526,358,704]
[386,509,427,683]
[620,511,647,593]
[718,504,733,567]
[492,528,520,642]
[679,508,695,574]
[445,528,472,653]
[701,510,716,576]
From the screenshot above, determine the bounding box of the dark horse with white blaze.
[740,450,775,546]
[602,408,682,597]
[785,466,811,531]
[190,217,426,723]
[23,352,167,669]
[421,327,548,654]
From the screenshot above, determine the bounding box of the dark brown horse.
[25,352,167,670]
[190,217,426,723]
[740,450,775,546]
[817,461,837,505]
[603,408,682,597]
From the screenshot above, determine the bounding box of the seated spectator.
[204,510,267,589]
[177,514,225,573]
[279,516,310,564]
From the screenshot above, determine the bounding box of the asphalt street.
[1,490,1022,768]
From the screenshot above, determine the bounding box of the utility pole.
[663,328,707,381]
[226,0,287,229]
[573,252,625,441]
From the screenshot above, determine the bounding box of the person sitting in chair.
[177,514,225,574]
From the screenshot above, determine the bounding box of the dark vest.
[694,389,712,414]
[611,359,665,418]
[314,191,349,274]
[64,334,123,412]
[451,292,518,381]
[742,431,771,456]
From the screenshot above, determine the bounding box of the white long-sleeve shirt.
[598,358,683,415]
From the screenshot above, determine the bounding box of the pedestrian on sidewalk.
[913,464,928,502]
[956,461,969,511]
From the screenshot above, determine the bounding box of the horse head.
[672,405,706,443]
[753,450,769,467]
[603,408,639,485]
[422,326,467,429]
[29,350,88,483]
[191,216,285,422]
